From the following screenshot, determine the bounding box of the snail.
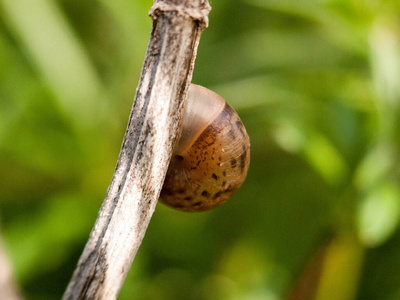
[159,84,250,212]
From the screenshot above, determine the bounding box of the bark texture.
[63,1,210,299]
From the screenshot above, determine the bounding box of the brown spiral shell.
[159,84,250,212]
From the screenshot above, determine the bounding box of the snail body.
[160,84,250,212]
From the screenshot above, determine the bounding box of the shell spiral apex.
[159,84,250,212]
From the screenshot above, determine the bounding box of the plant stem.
[63,1,210,299]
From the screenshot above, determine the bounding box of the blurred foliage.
[1,0,400,299]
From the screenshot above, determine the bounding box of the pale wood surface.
[63,1,211,299]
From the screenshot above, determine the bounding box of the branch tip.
[149,1,211,28]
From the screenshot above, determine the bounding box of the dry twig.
[63,0,211,298]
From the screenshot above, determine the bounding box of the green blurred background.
[1,0,400,299]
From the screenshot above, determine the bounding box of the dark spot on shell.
[240,146,247,172]
[229,127,236,140]
[213,191,223,199]
[212,173,218,180]
[206,137,216,146]
[175,155,184,161]
[190,167,197,170]
[222,181,226,187]
[231,158,237,168]
[194,201,202,206]
[218,156,222,161]
[217,163,222,166]
[223,171,227,177]
[178,189,185,194]
[201,190,211,198]
[184,196,192,201]
[224,186,234,193]
[236,121,245,136]
[173,203,184,208]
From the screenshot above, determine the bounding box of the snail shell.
[159,84,250,212]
